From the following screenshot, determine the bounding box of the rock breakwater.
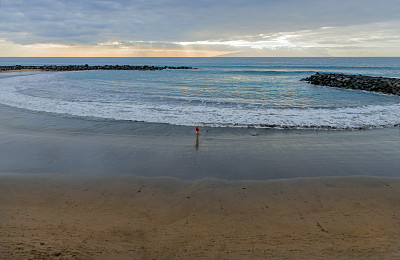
[0,64,196,72]
[301,73,400,96]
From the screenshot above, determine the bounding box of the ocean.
[1,57,400,179]
[1,57,400,130]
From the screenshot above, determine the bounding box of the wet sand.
[1,174,399,259]
[2,102,400,180]
[1,97,400,259]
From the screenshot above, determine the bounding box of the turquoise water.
[1,57,400,129]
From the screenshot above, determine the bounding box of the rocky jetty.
[0,64,196,72]
[301,73,400,96]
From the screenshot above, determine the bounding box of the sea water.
[2,57,400,178]
[1,57,400,130]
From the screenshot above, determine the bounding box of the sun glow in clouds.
[174,22,400,56]
[1,22,400,57]
[177,37,297,50]
[177,24,400,50]
[1,0,400,57]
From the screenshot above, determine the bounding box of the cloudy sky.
[0,0,399,57]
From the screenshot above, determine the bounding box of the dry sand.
[0,69,42,73]
[1,174,399,259]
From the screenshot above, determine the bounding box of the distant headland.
[302,73,400,96]
[0,64,196,72]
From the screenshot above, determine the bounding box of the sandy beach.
[0,69,42,73]
[1,174,399,259]
[1,67,400,259]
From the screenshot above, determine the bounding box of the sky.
[0,0,400,57]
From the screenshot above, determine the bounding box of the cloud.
[173,21,400,56]
[0,0,400,56]
[2,20,400,57]
[0,38,230,57]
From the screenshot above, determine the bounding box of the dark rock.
[0,64,196,72]
[301,73,400,96]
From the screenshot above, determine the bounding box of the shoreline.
[0,69,42,73]
[1,103,400,180]
[1,174,399,259]
[1,58,400,258]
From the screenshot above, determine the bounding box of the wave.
[1,88,400,130]
[219,70,316,76]
[1,71,400,130]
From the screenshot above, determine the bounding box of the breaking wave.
[1,71,400,130]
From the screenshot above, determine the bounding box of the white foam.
[1,72,400,130]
